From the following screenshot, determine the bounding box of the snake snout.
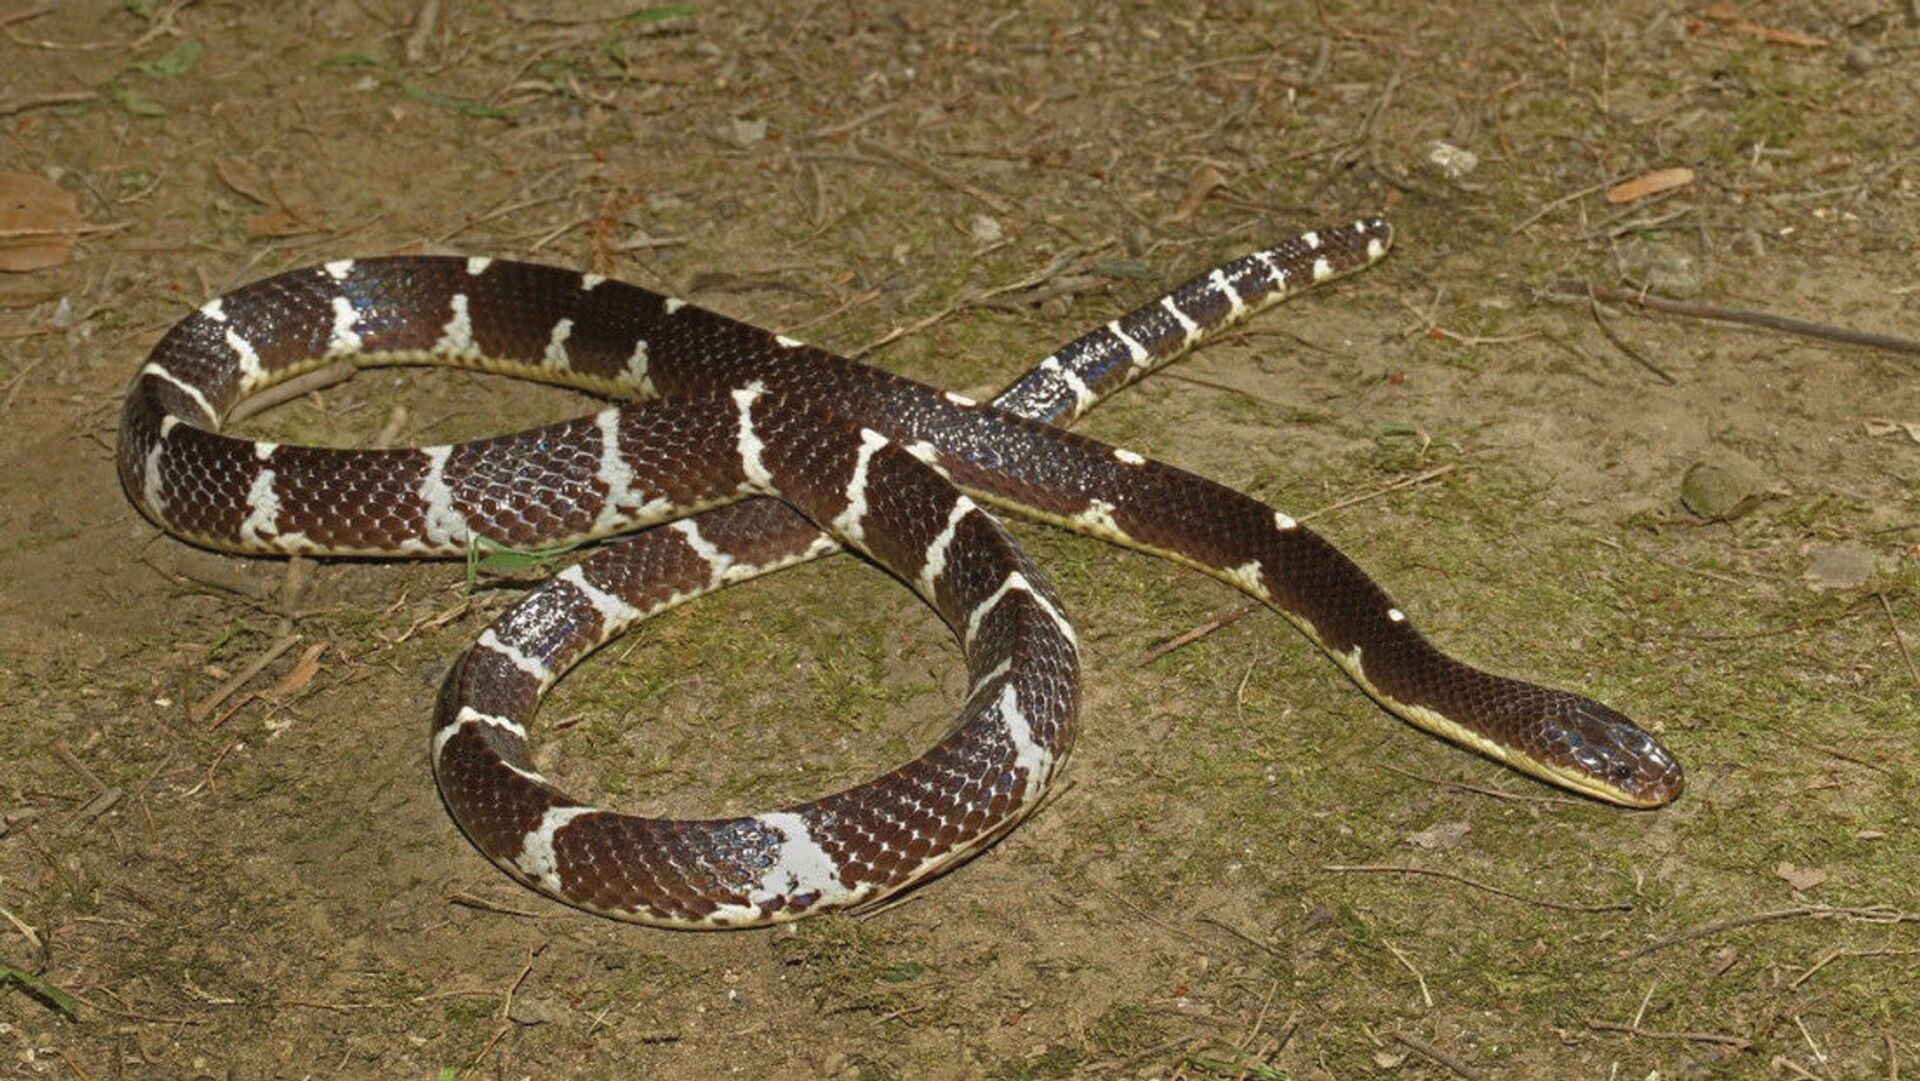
[1539,697,1685,808]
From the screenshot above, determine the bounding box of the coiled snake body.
[118,220,1682,928]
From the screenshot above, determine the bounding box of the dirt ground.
[2,2,1917,1078]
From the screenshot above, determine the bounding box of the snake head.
[1529,694,1684,808]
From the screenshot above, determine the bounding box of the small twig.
[1631,977,1657,1028]
[0,6,53,29]
[1383,939,1433,1008]
[1090,886,1210,949]
[1324,863,1632,914]
[1194,914,1284,958]
[1,353,49,411]
[852,244,1098,357]
[1398,294,1542,347]
[436,192,570,244]
[1790,947,1920,990]
[1615,905,1920,964]
[1586,1019,1752,1049]
[0,222,128,239]
[225,362,356,424]
[0,906,43,956]
[1880,593,1919,689]
[65,988,201,1026]
[1298,465,1455,522]
[189,634,301,723]
[1157,370,1297,415]
[405,0,440,64]
[460,1024,509,1079]
[0,89,95,117]
[1509,178,1618,233]
[1796,1013,1830,1072]
[67,786,123,833]
[499,942,542,1023]
[810,101,900,139]
[1578,283,1678,385]
[53,743,104,793]
[1552,280,1920,359]
[1138,600,1259,666]
[854,138,1011,214]
[1391,1032,1482,1080]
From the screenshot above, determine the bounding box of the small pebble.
[1425,140,1479,180]
[1679,461,1762,520]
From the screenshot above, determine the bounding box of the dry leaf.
[1775,862,1828,892]
[268,642,328,698]
[1166,162,1228,223]
[244,208,321,239]
[1406,820,1471,851]
[0,172,81,272]
[1606,167,1696,205]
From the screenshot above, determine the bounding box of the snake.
[117,219,1683,928]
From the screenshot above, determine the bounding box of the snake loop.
[118,219,1682,927]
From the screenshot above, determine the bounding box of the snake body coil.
[118,220,1682,927]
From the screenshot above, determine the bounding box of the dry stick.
[1579,284,1678,385]
[1383,939,1433,1008]
[461,1025,509,1080]
[855,138,1012,214]
[1159,370,1297,414]
[0,6,52,28]
[0,90,94,117]
[1297,465,1455,522]
[65,989,202,1026]
[1554,280,1920,359]
[437,192,571,245]
[405,0,440,64]
[0,222,129,239]
[1508,178,1619,234]
[447,892,542,919]
[1391,1032,1483,1081]
[0,905,43,955]
[810,101,900,139]
[1194,914,1284,959]
[1880,593,1920,688]
[498,942,542,1024]
[1,353,48,409]
[1615,905,1920,964]
[853,245,1097,357]
[53,744,104,793]
[189,634,301,723]
[1138,601,1258,666]
[1790,947,1920,990]
[1323,864,1632,914]
[1585,1019,1751,1050]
